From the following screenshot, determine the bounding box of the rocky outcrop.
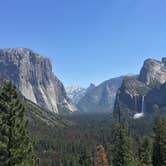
[117,76,149,113]
[77,76,124,112]
[139,58,166,86]
[116,58,166,114]
[0,48,76,113]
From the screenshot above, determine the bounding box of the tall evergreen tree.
[111,123,136,166]
[153,116,166,166]
[0,81,38,166]
[112,99,136,166]
[78,145,92,166]
[139,137,152,166]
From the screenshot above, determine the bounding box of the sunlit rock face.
[115,58,166,116]
[139,58,166,86]
[0,48,77,113]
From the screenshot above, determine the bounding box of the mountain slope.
[0,80,72,129]
[77,76,124,112]
[0,48,76,113]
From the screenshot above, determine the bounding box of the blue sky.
[0,0,166,87]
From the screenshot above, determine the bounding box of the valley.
[0,48,166,166]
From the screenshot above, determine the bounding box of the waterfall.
[141,95,145,114]
[133,95,145,119]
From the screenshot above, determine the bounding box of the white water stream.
[133,95,145,119]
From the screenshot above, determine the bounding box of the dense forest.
[1,82,166,166]
[34,111,166,166]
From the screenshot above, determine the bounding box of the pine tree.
[139,137,152,166]
[111,99,136,166]
[152,116,166,166]
[111,123,136,166]
[0,81,38,166]
[79,145,92,166]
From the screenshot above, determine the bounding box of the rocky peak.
[139,58,166,86]
[86,83,96,92]
[115,57,166,115]
[89,83,96,88]
[0,48,76,113]
[120,76,149,96]
[77,76,124,112]
[0,48,46,59]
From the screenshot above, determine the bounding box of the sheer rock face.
[117,76,149,112]
[116,58,166,114]
[0,48,76,113]
[139,58,166,86]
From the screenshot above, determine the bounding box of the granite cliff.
[139,58,166,86]
[0,48,76,113]
[116,58,166,115]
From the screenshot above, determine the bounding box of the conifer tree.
[79,145,92,166]
[0,81,38,166]
[111,123,136,166]
[139,137,152,166]
[152,116,166,166]
[111,99,136,166]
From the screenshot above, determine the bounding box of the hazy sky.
[0,0,166,87]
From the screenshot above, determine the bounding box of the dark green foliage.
[139,137,152,166]
[112,98,136,166]
[31,111,166,166]
[111,123,136,166]
[0,81,37,166]
[152,116,166,166]
[1,81,165,166]
[32,113,114,166]
[79,145,92,166]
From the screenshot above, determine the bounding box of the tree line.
[0,81,166,166]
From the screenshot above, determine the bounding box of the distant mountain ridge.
[0,48,76,113]
[77,76,124,112]
[65,86,86,104]
[66,83,97,105]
